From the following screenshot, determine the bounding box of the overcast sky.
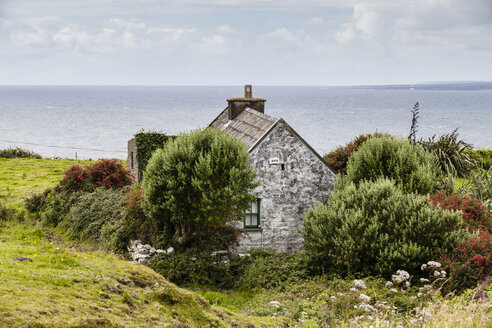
[1,0,491,85]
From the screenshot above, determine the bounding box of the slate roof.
[209,107,278,150]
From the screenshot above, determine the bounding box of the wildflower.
[270,301,280,308]
[61,259,64,261]
[330,296,337,301]
[84,257,87,260]
[354,279,367,289]
[440,270,446,277]
[359,294,371,303]
[385,281,393,287]
[337,292,344,297]
[427,261,441,268]
[359,303,375,312]
[18,270,22,273]
[98,290,102,294]
[410,296,417,300]
[390,289,398,293]
[392,270,410,284]
[420,278,429,283]
[417,292,423,297]
[433,271,441,277]
[419,309,432,321]
[349,287,358,292]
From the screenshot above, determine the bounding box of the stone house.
[128,85,336,253]
[209,86,336,252]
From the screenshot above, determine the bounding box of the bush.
[59,159,132,193]
[346,137,441,194]
[440,230,491,294]
[62,188,126,251]
[149,225,245,287]
[0,201,14,221]
[236,249,309,290]
[459,167,492,208]
[302,178,466,277]
[464,148,492,171]
[0,147,42,159]
[143,128,257,245]
[323,132,388,175]
[429,192,491,233]
[418,129,476,177]
[121,183,156,245]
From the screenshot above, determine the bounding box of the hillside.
[0,158,282,327]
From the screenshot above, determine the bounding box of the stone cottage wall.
[238,121,336,253]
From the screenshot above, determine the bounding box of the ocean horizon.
[1,84,491,160]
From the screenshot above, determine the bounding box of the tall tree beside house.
[143,128,258,245]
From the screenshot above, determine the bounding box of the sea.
[0,84,491,160]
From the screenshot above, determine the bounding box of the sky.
[1,0,491,85]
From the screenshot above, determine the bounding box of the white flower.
[410,296,417,300]
[417,292,423,297]
[392,270,410,284]
[390,288,398,293]
[359,294,371,303]
[354,305,358,309]
[420,278,429,283]
[350,287,358,292]
[270,301,280,308]
[433,271,441,277]
[441,270,447,277]
[421,264,427,271]
[359,303,375,312]
[301,311,307,316]
[427,261,441,268]
[330,295,337,301]
[419,309,432,321]
[337,292,344,297]
[385,281,394,287]
[405,281,411,287]
[354,279,367,289]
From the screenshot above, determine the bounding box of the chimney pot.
[227,85,266,120]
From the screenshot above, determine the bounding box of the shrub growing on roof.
[346,136,441,195]
[302,178,465,277]
[143,128,258,245]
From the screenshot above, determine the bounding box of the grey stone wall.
[238,121,336,253]
[127,138,138,181]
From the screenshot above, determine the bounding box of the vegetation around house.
[134,130,173,181]
[2,118,492,328]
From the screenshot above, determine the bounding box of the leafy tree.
[346,136,441,194]
[143,128,257,245]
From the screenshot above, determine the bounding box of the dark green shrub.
[121,183,156,245]
[346,137,441,194]
[236,249,309,290]
[0,147,42,159]
[0,201,14,221]
[323,132,388,175]
[143,128,257,246]
[63,188,125,251]
[302,178,466,277]
[134,131,174,181]
[418,129,476,177]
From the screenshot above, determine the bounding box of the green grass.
[0,220,282,327]
[0,158,92,208]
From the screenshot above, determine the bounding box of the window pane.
[245,214,252,226]
[251,214,258,227]
[251,201,257,213]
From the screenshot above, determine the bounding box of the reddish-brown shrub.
[323,132,388,174]
[59,165,91,192]
[430,192,492,233]
[87,159,132,190]
[59,159,132,192]
[440,230,491,294]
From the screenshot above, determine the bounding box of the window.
[244,198,261,228]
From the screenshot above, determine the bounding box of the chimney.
[227,85,266,120]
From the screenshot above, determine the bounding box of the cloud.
[335,0,492,55]
[6,17,196,53]
[216,24,233,33]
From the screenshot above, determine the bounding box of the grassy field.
[0,158,490,327]
[0,158,282,327]
[0,158,92,207]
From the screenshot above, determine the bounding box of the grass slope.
[0,158,282,327]
[0,158,92,207]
